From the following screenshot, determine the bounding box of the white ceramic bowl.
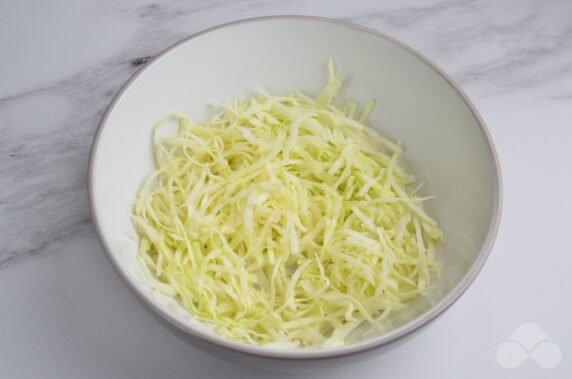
[89,16,501,367]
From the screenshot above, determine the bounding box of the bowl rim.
[88,15,503,360]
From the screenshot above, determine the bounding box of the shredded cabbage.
[133,60,443,348]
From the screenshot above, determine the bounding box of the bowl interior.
[90,17,499,357]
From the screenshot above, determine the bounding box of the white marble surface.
[1,0,571,378]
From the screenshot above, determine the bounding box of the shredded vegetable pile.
[133,60,443,348]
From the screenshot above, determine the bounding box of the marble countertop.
[1,0,571,378]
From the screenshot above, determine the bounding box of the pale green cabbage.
[133,60,443,348]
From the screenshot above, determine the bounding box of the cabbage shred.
[133,60,443,348]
